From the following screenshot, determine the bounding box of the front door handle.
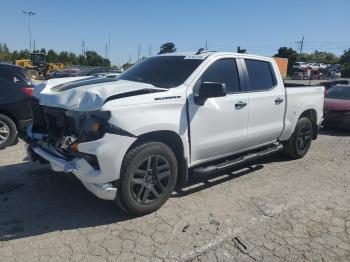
[275,97,284,104]
[235,101,247,108]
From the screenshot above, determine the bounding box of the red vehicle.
[323,85,350,130]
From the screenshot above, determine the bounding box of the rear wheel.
[115,142,178,215]
[0,114,17,149]
[283,117,313,159]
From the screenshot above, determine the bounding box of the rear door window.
[200,59,240,93]
[245,59,276,91]
[0,68,28,85]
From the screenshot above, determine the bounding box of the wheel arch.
[299,109,318,140]
[0,109,18,128]
[126,130,189,186]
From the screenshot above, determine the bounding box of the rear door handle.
[275,97,284,104]
[235,101,247,108]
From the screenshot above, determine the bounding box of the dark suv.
[0,63,34,149]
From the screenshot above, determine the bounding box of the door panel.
[246,90,285,147]
[188,94,248,164]
[188,57,249,165]
[243,59,285,147]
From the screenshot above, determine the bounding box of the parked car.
[74,67,123,77]
[46,70,75,79]
[293,62,308,70]
[323,85,350,130]
[0,64,34,149]
[308,63,320,70]
[318,63,327,69]
[25,52,324,215]
[92,72,121,79]
[319,79,350,91]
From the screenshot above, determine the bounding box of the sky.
[1,0,349,65]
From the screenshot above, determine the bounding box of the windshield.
[326,86,350,100]
[118,56,204,88]
[32,55,45,63]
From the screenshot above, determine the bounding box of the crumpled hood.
[33,77,166,111]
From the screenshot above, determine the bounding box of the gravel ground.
[0,128,349,261]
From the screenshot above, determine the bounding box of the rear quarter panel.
[279,86,325,141]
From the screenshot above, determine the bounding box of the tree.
[78,54,87,65]
[19,49,31,59]
[339,49,350,64]
[69,52,78,65]
[11,50,21,60]
[58,51,70,64]
[311,51,339,64]
[122,62,134,71]
[3,43,9,53]
[274,47,299,75]
[158,42,176,54]
[46,49,58,63]
[274,47,298,59]
[340,49,350,77]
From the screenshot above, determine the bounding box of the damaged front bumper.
[30,146,117,200]
[25,125,137,201]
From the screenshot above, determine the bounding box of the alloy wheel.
[0,120,10,145]
[297,125,312,153]
[130,155,171,204]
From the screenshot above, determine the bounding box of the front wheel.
[115,142,178,215]
[0,114,17,149]
[283,117,313,159]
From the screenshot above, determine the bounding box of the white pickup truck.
[25,51,324,215]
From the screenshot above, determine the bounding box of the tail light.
[21,86,34,96]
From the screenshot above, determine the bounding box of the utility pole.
[33,40,36,52]
[108,33,111,59]
[149,45,152,57]
[22,10,36,52]
[137,44,141,63]
[128,53,132,64]
[205,40,208,51]
[81,39,85,56]
[105,42,108,59]
[296,36,304,55]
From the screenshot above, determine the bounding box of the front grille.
[30,99,100,170]
[31,99,77,142]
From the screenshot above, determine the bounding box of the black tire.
[115,142,178,215]
[283,117,313,159]
[0,114,17,149]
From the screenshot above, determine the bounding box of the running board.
[193,144,283,176]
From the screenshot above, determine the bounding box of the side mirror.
[194,82,227,105]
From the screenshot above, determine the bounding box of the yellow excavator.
[15,52,64,80]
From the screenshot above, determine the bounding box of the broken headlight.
[79,115,107,142]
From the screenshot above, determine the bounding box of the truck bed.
[279,85,325,141]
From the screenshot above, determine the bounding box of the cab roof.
[157,51,274,62]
